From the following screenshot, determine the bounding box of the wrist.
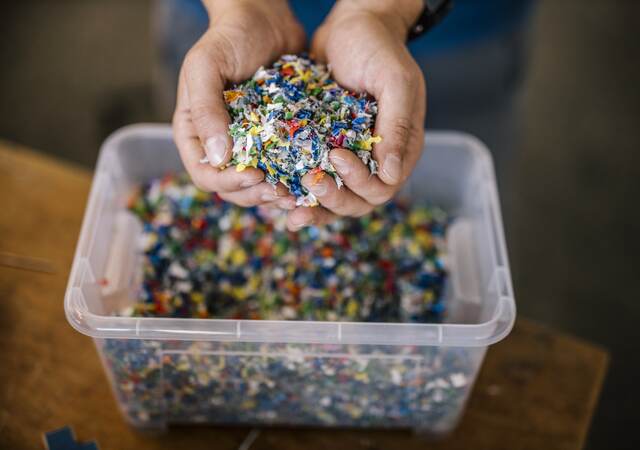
[203,0,289,17]
[336,0,423,40]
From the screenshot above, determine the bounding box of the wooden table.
[0,140,608,450]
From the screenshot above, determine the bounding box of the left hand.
[286,0,426,231]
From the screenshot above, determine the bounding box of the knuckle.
[218,192,252,208]
[184,45,209,70]
[185,39,229,81]
[388,117,412,155]
[191,170,214,192]
[353,205,375,218]
[368,189,393,207]
[218,192,237,204]
[319,190,340,209]
[209,32,240,77]
[189,102,215,127]
[393,69,414,88]
[234,198,253,207]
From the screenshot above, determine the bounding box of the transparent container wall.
[96,338,487,433]
[66,125,514,433]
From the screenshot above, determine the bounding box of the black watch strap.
[407,0,454,42]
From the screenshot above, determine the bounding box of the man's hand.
[286,0,426,231]
[173,0,304,210]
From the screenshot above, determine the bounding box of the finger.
[217,182,294,207]
[183,39,233,168]
[309,23,330,62]
[329,148,396,206]
[261,197,297,211]
[286,207,337,231]
[371,62,423,186]
[173,126,264,193]
[174,67,266,192]
[301,172,372,217]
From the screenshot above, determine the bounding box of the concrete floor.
[1,1,639,448]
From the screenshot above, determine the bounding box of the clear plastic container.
[65,124,515,434]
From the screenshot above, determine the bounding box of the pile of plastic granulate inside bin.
[203,54,381,207]
[123,173,448,323]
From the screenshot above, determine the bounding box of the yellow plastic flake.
[299,69,312,82]
[248,275,261,292]
[423,290,435,304]
[415,229,433,248]
[232,286,247,301]
[236,163,247,172]
[407,241,421,258]
[230,247,247,265]
[346,299,359,317]
[354,372,369,383]
[176,360,191,372]
[344,404,363,418]
[195,189,209,202]
[223,90,243,103]
[369,219,384,234]
[190,292,204,304]
[249,112,259,123]
[408,208,430,227]
[241,399,256,409]
[389,223,404,246]
[357,135,382,150]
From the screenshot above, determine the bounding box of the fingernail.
[241,175,263,188]
[290,216,310,230]
[277,198,296,210]
[305,180,327,197]
[330,155,350,176]
[204,136,228,167]
[261,191,278,202]
[382,154,402,183]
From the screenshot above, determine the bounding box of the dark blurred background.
[1,1,639,448]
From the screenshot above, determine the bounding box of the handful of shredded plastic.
[212,54,381,207]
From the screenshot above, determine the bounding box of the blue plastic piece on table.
[43,426,99,450]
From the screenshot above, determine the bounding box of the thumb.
[183,40,233,168]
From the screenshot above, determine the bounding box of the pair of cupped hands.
[173,0,426,231]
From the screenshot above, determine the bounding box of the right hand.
[172,0,305,210]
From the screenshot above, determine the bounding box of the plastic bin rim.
[65,294,515,347]
[64,124,515,348]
